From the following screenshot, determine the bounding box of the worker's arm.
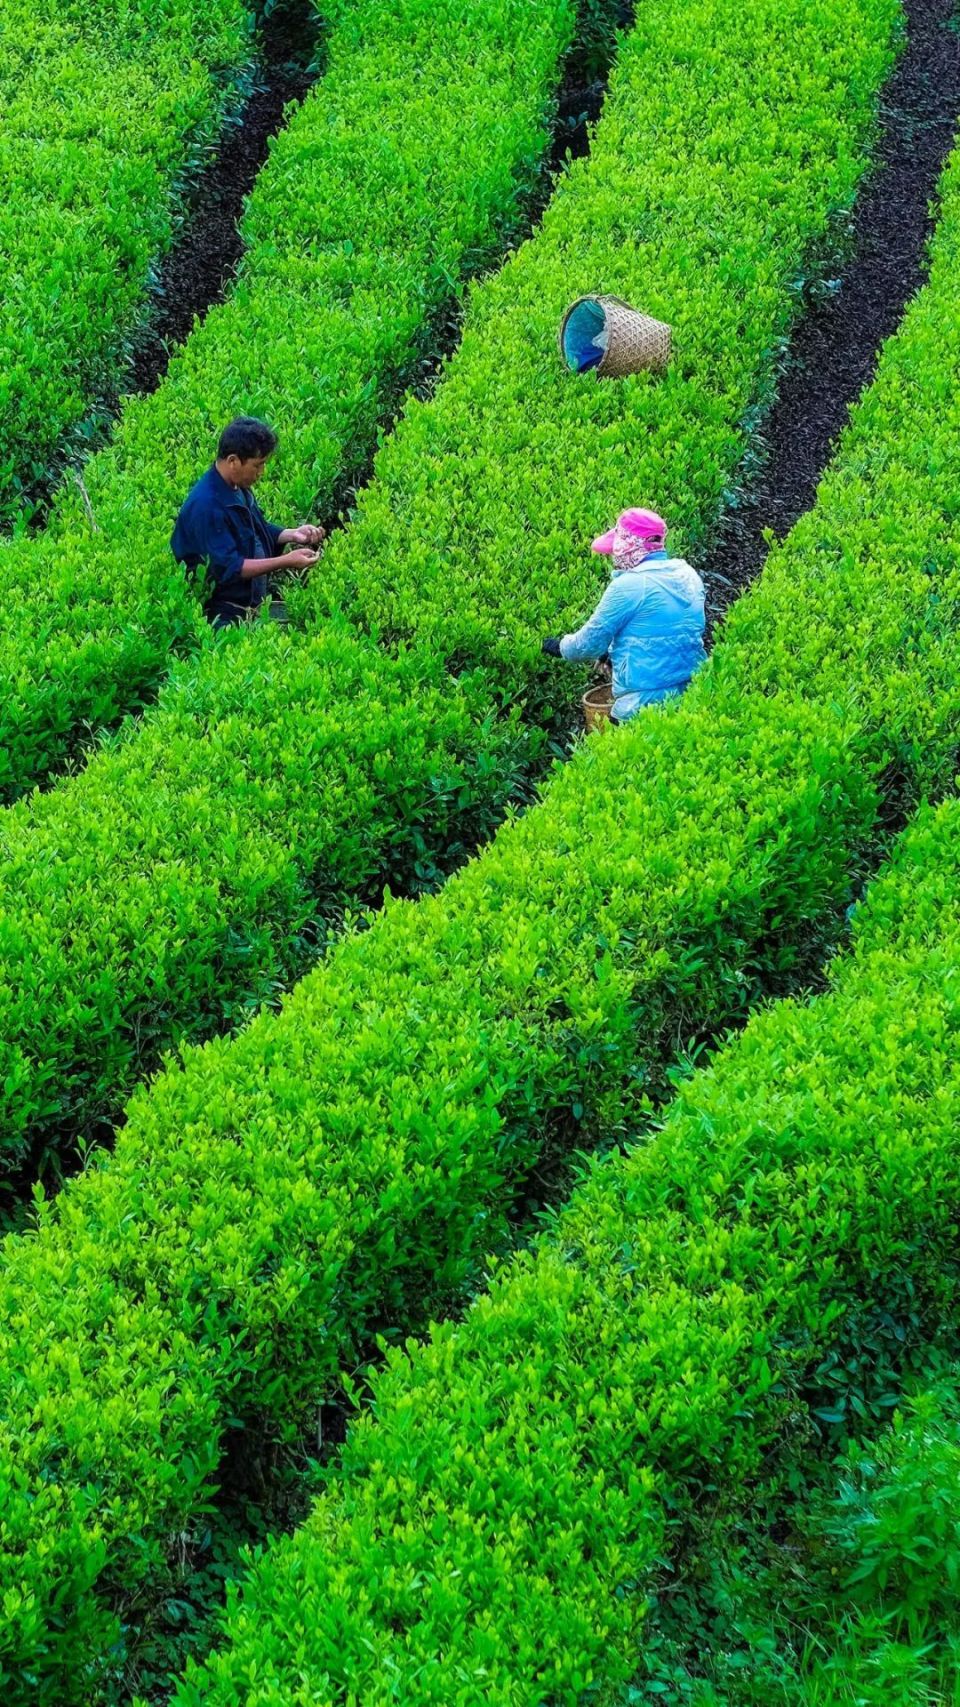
[238,549,316,577]
[557,579,631,662]
[193,506,320,585]
[242,514,324,573]
[248,492,324,555]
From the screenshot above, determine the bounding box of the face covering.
[611,520,660,571]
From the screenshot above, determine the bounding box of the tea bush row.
[0,0,576,796]
[170,793,960,1707]
[0,0,253,528]
[1,115,957,1703]
[0,0,898,1167]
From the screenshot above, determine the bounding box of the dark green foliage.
[622,1373,960,1705]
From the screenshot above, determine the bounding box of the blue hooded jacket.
[559,549,706,720]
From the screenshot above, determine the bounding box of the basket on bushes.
[559,293,671,378]
[582,683,614,733]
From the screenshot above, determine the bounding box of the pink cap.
[592,506,667,554]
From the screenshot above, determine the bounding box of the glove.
[541,636,562,658]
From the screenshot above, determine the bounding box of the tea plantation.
[2,0,959,1702]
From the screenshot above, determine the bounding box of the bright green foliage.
[0,629,513,1158]
[0,705,874,1704]
[295,1,889,665]
[795,1644,960,1706]
[2,94,958,1707]
[0,0,254,527]
[167,797,960,1707]
[0,0,898,1168]
[0,0,576,795]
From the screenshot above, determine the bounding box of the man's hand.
[541,636,562,657]
[283,524,326,549]
[284,547,319,571]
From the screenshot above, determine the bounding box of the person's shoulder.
[177,466,207,509]
[605,570,640,599]
[188,464,226,507]
[668,556,703,586]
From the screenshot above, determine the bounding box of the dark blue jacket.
[171,464,283,621]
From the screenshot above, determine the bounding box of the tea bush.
[0,0,898,1169]
[169,796,960,1707]
[0,0,576,796]
[2,113,958,1702]
[0,0,253,527]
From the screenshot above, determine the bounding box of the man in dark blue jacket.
[171,416,324,627]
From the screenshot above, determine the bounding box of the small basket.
[559,293,671,378]
[582,683,614,733]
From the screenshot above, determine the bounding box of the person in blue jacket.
[171,416,324,628]
[542,506,706,721]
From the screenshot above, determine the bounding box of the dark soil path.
[27,0,624,540]
[548,2,636,171]
[128,0,321,392]
[292,0,638,533]
[705,0,960,630]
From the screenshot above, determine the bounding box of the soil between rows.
[704,0,960,627]
[127,0,321,393]
[133,0,629,404]
[15,1,322,533]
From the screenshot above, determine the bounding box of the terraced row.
[0,0,253,528]
[170,794,960,1705]
[0,0,898,1170]
[1,11,950,1702]
[0,0,576,797]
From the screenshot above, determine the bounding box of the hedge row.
[170,793,960,1707]
[0,0,576,799]
[0,0,253,529]
[2,111,958,1707]
[0,0,898,1168]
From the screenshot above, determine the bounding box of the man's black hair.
[217,416,278,462]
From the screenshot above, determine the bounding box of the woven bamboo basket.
[559,293,671,378]
[582,683,614,733]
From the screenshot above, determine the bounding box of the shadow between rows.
[703,0,960,628]
[14,0,634,806]
[0,0,640,1209]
